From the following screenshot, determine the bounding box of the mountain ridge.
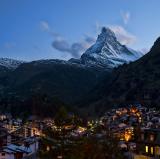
[0,27,143,71]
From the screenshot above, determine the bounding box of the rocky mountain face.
[82,37,160,115]
[71,27,144,68]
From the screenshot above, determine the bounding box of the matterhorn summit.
[79,27,143,68]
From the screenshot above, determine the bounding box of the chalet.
[136,128,160,158]
[0,144,31,159]
[0,137,39,159]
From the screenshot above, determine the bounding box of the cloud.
[40,21,95,58]
[121,11,130,25]
[95,22,136,45]
[52,39,70,52]
[109,25,136,45]
[84,35,96,44]
[40,21,61,38]
[52,36,95,58]
[95,22,101,33]
[40,21,50,32]
[70,43,86,58]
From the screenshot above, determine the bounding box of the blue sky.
[0,0,160,61]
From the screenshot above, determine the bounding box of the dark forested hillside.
[1,60,105,104]
[83,37,160,113]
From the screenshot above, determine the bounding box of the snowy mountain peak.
[102,27,113,34]
[80,27,144,68]
[0,58,25,69]
[97,27,116,42]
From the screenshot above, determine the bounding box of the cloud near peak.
[109,25,136,45]
[95,22,137,45]
[52,36,95,58]
[40,21,137,58]
[40,21,95,58]
[121,11,130,25]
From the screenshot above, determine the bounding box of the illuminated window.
[139,117,142,123]
[46,146,50,151]
[125,133,131,141]
[155,146,160,155]
[150,134,154,141]
[146,146,148,153]
[151,147,154,155]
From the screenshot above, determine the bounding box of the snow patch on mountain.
[0,58,25,69]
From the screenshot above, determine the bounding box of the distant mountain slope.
[83,37,160,113]
[71,27,144,68]
[0,58,25,92]
[3,59,104,104]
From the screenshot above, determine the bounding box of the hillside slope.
[83,37,160,114]
[3,59,104,104]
